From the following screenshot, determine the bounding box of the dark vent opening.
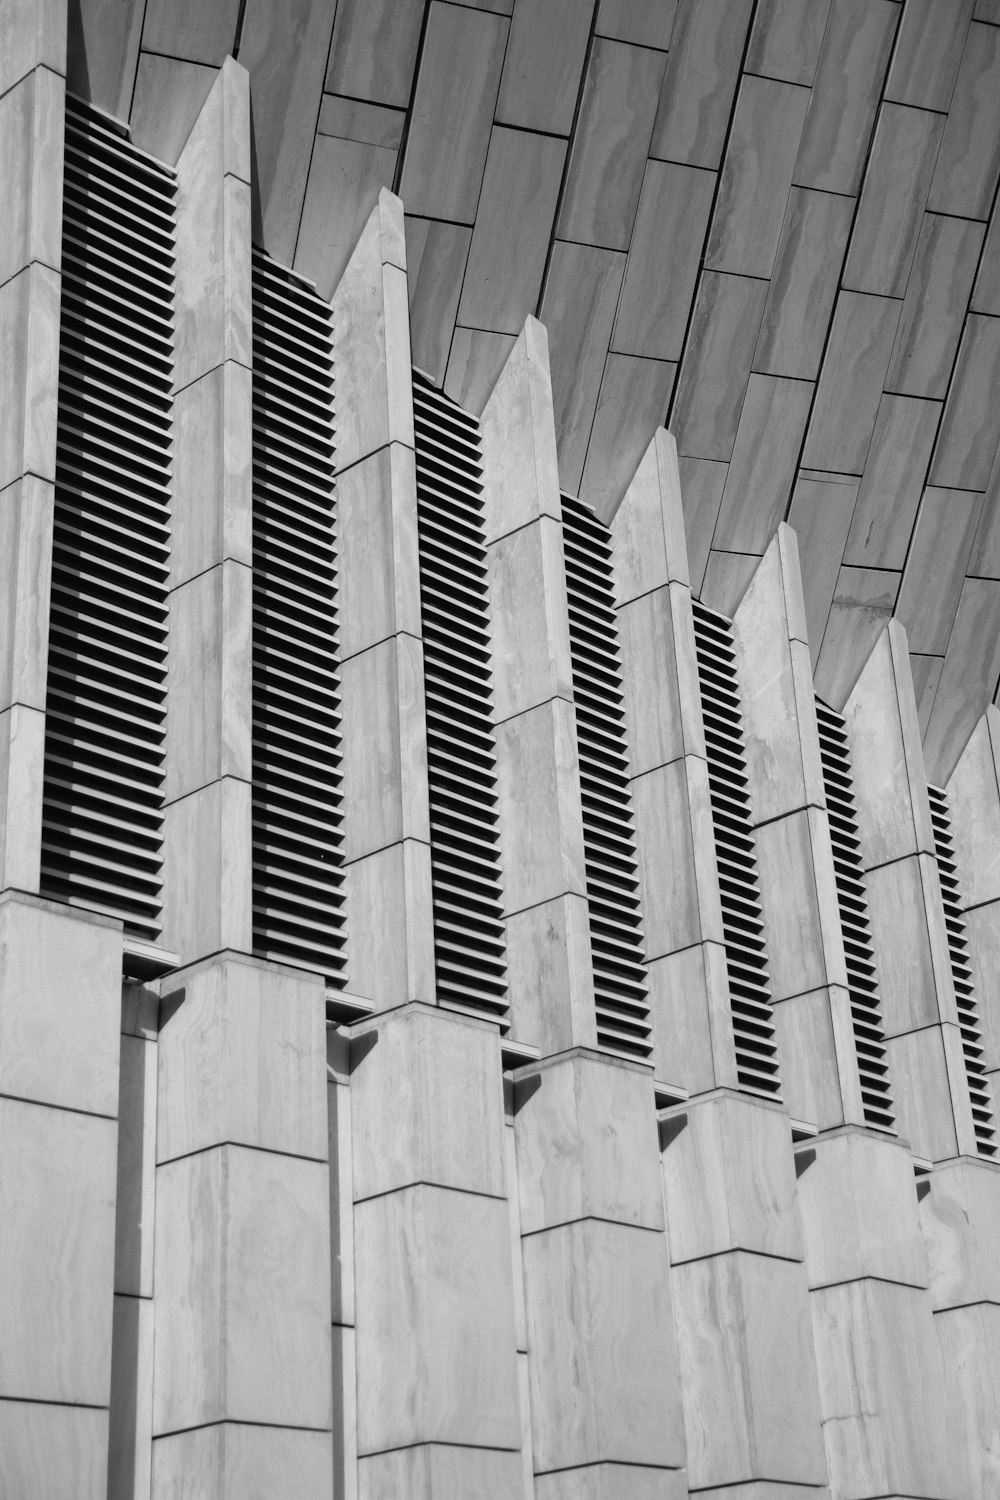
[412,371,507,1028]
[691,600,780,1098]
[928,783,996,1157]
[562,494,651,1061]
[41,96,175,941]
[251,249,344,982]
[815,697,895,1133]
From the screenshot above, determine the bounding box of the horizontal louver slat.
[692,600,780,1099]
[251,249,344,981]
[413,371,508,1027]
[815,698,895,1132]
[40,97,175,941]
[928,782,996,1157]
[562,493,651,1061]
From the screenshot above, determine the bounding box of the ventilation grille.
[412,371,507,1026]
[251,249,344,981]
[691,600,780,1097]
[41,97,175,941]
[562,495,651,1060]
[928,783,996,1157]
[815,698,895,1132]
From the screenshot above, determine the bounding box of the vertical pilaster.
[731,526,864,1131]
[0,892,121,1498]
[610,430,734,1095]
[844,624,977,1161]
[108,984,158,1500]
[332,189,434,1012]
[327,1025,357,1500]
[0,0,65,893]
[162,58,254,960]
[949,708,1000,1091]
[481,316,594,1055]
[151,954,334,1495]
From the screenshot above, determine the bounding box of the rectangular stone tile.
[660,1092,804,1263]
[886,213,985,398]
[843,104,944,297]
[295,135,397,301]
[973,201,1000,313]
[947,713,1000,908]
[70,0,142,117]
[579,354,677,522]
[920,1155,1000,1309]
[934,1302,1000,1499]
[0,472,53,713]
[143,0,241,63]
[925,577,1000,782]
[671,1252,826,1488]
[844,395,940,568]
[646,944,728,1094]
[350,1005,506,1202]
[787,475,859,666]
[152,1424,333,1500]
[754,186,854,380]
[405,216,471,384]
[814,566,899,706]
[317,95,405,146]
[514,1051,663,1233]
[343,839,435,1010]
[889,1023,965,1161]
[504,893,597,1055]
[130,52,217,165]
[359,1445,522,1498]
[336,443,420,660]
[670,271,769,460]
[0,66,63,288]
[929,314,1000,489]
[445,327,517,416]
[0,1096,116,1404]
[557,38,666,250]
[700,549,761,617]
[162,775,252,959]
[801,291,901,474]
[970,453,1000,576]
[746,0,832,85]
[0,894,120,1117]
[612,160,716,360]
[928,21,1000,219]
[540,242,626,492]
[773,984,853,1131]
[713,374,813,553]
[0,1401,107,1500]
[796,1130,929,1288]
[911,652,943,736]
[108,1292,152,1500]
[0,0,65,93]
[153,1145,332,1434]
[495,698,587,913]
[238,0,336,264]
[679,455,728,592]
[459,128,565,334]
[867,853,955,1035]
[650,0,754,168]
[522,1219,683,1471]
[354,1184,519,1454]
[896,488,984,653]
[596,0,675,46]
[755,809,843,1001]
[536,1465,688,1500]
[633,757,725,958]
[398,3,507,222]
[341,633,430,860]
[793,0,899,194]
[886,0,974,109]
[705,76,810,279]
[488,516,574,722]
[0,262,59,489]
[325,0,423,106]
[495,0,593,135]
[114,1034,156,1298]
[617,588,685,775]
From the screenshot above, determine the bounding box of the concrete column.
[350,1004,522,1494]
[327,1025,357,1500]
[151,953,333,1495]
[0,891,121,1498]
[610,430,738,1095]
[844,624,977,1161]
[332,189,434,1013]
[162,58,254,960]
[0,0,65,892]
[731,526,865,1131]
[481,316,594,1055]
[660,1092,828,1497]
[108,983,159,1500]
[796,1129,961,1498]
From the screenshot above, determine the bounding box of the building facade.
[2,4,1000,1498]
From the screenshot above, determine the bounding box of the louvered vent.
[251,249,344,981]
[928,783,996,1157]
[562,494,651,1060]
[412,371,507,1026]
[815,698,894,1132]
[40,97,175,941]
[691,600,780,1097]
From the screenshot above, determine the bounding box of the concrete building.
[2,1,1000,1496]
